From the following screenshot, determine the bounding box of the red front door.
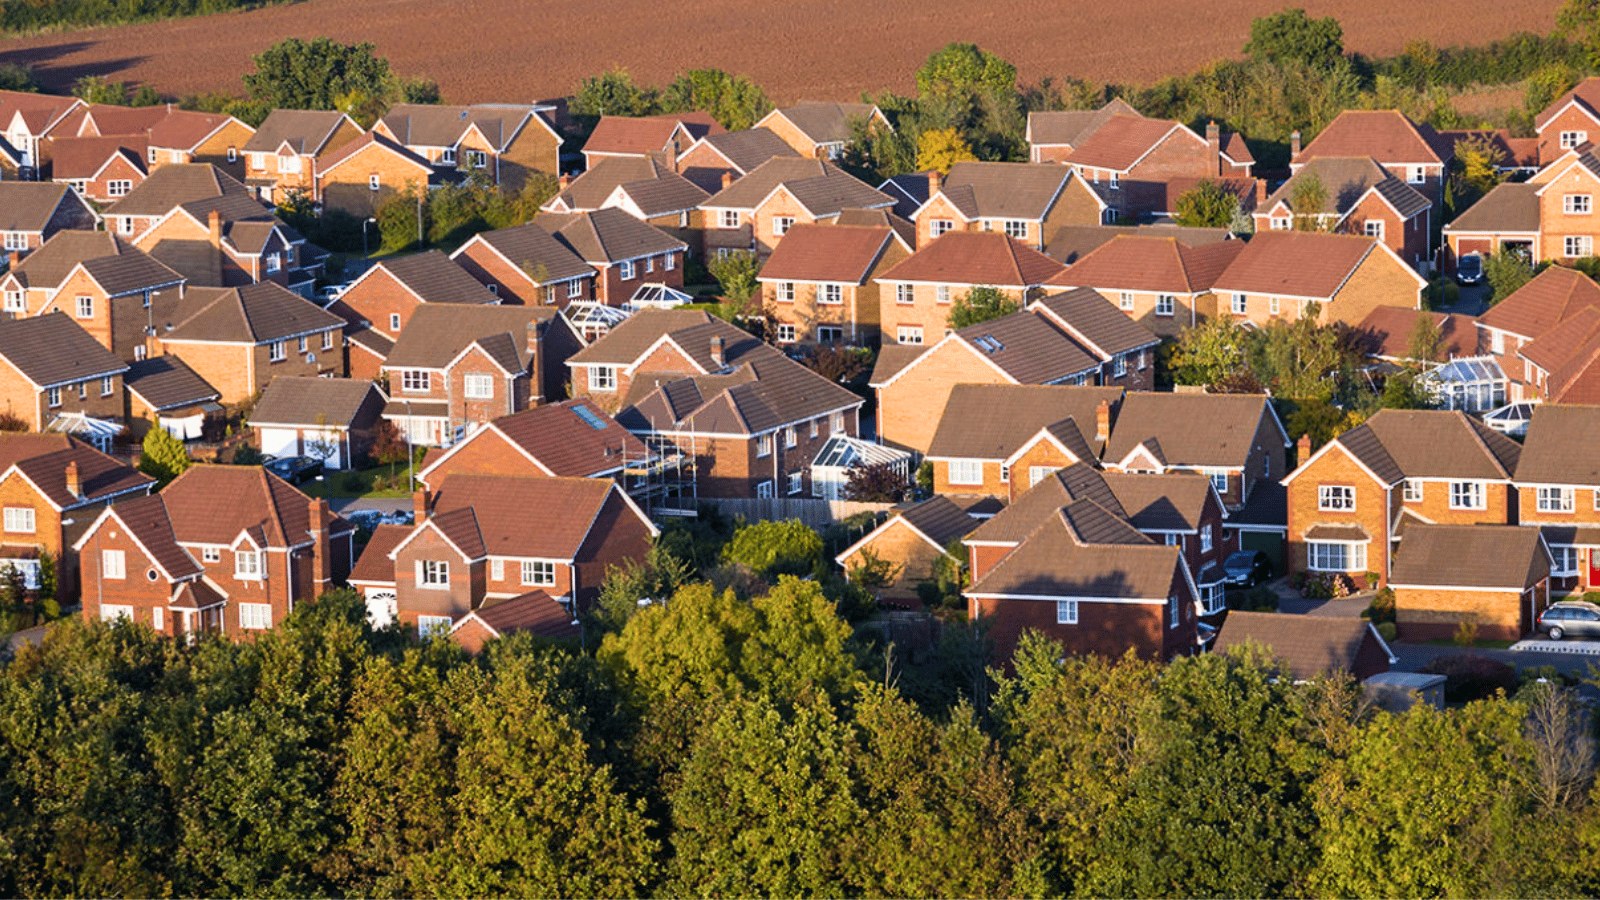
[1588,550,1600,589]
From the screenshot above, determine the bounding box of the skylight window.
[573,406,609,430]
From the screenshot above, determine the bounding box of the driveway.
[1390,640,1600,679]
[1440,282,1489,316]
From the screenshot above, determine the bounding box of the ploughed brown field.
[0,0,1564,105]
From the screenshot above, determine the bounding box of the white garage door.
[302,428,344,469]
[259,427,300,460]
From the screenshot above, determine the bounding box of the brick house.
[755,102,891,160]
[0,182,98,257]
[1055,115,1256,220]
[450,223,598,309]
[1529,150,1600,263]
[329,249,502,345]
[1209,230,1426,328]
[1046,234,1244,338]
[122,354,221,442]
[1283,409,1522,587]
[249,376,387,469]
[153,282,346,404]
[674,127,801,194]
[133,195,319,295]
[348,473,655,634]
[31,249,186,362]
[2,231,157,317]
[75,465,355,639]
[923,384,1123,498]
[1253,157,1433,269]
[537,208,688,306]
[580,112,723,168]
[835,494,981,605]
[0,313,129,437]
[1212,611,1395,680]
[241,110,364,204]
[875,230,1066,346]
[1388,523,1551,641]
[49,105,255,184]
[313,132,437,219]
[1441,181,1539,269]
[447,591,581,652]
[1101,391,1290,512]
[567,307,737,403]
[756,222,910,345]
[0,432,153,599]
[1025,288,1162,388]
[541,156,708,249]
[416,397,650,489]
[699,159,893,260]
[381,304,583,446]
[1291,110,1451,208]
[1475,266,1600,403]
[963,465,1200,663]
[1046,222,1235,263]
[373,103,561,191]
[101,161,255,237]
[913,161,1099,250]
[47,137,149,203]
[1025,98,1143,163]
[1513,404,1600,594]
[0,90,84,175]
[1534,77,1600,166]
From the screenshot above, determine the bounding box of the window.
[1166,533,1181,547]
[948,459,983,485]
[77,382,87,401]
[588,366,616,391]
[896,284,914,305]
[235,550,262,579]
[401,369,431,392]
[100,375,113,396]
[101,604,133,621]
[1490,329,1505,355]
[280,154,302,174]
[1200,524,1213,553]
[718,210,740,228]
[239,602,271,630]
[1566,194,1593,215]
[1269,297,1280,315]
[297,335,308,354]
[75,295,92,319]
[787,471,803,494]
[930,219,953,237]
[1363,220,1384,240]
[202,546,220,563]
[619,259,636,280]
[1119,292,1135,311]
[1113,354,1127,377]
[440,148,457,165]
[664,252,676,271]
[1003,219,1027,239]
[756,434,773,457]
[417,615,452,637]
[817,325,842,343]
[119,217,133,235]
[1403,479,1423,503]
[45,386,59,408]
[1155,295,1175,316]
[999,464,1010,483]
[1551,546,1580,576]
[2,507,32,533]
[1056,599,1078,625]
[1169,595,1180,628]
[368,174,381,191]
[1563,130,1588,149]
[269,340,286,362]
[896,326,923,345]
[148,146,159,164]
[522,560,555,586]
[248,152,265,170]
[644,256,655,274]
[776,282,795,303]
[107,179,131,197]
[819,284,842,305]
[322,330,334,351]
[773,216,795,236]
[1567,235,1593,258]
[776,323,796,343]
[1205,469,1228,494]
[153,607,164,631]
[1539,487,1575,513]
[463,374,493,399]
[1318,485,1355,511]
[784,426,797,448]
[810,418,819,439]
[1231,293,1247,314]
[418,559,449,588]
[1406,166,1424,184]
[831,411,845,434]
[936,285,951,304]
[568,279,583,299]
[488,558,504,581]
[756,480,774,498]
[3,290,23,313]
[1270,216,1290,230]
[1450,481,1485,510]
[226,147,237,163]
[101,549,126,579]
[1308,541,1365,572]
[466,150,488,169]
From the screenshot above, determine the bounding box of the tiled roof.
[349,523,408,584]
[1102,471,1213,533]
[566,307,724,367]
[877,231,1064,287]
[1104,393,1276,470]
[1444,182,1538,234]
[775,172,894,216]
[479,398,648,477]
[8,230,125,289]
[895,495,982,549]
[457,222,595,285]
[383,303,558,371]
[1518,305,1600,374]
[123,355,219,411]
[1213,612,1385,680]
[1026,99,1143,147]
[1331,408,1520,483]
[243,109,354,155]
[547,155,681,211]
[1542,319,1600,404]
[146,109,242,152]
[1028,288,1160,357]
[1262,157,1429,218]
[107,493,202,580]
[1160,176,1260,214]
[429,473,620,559]
[315,131,431,175]
[935,161,1074,220]
[0,432,152,507]
[967,506,1182,600]
[0,312,126,387]
[162,282,343,344]
[78,250,184,295]
[0,182,79,232]
[1353,308,1476,361]
[1389,523,1548,589]
[615,170,710,216]
[926,384,1120,460]
[47,135,147,180]
[1517,404,1600,486]
[948,307,1101,383]
[1294,110,1447,165]
[1050,235,1242,294]
[368,250,502,305]
[251,376,382,428]
[1046,223,1234,264]
[766,102,879,144]
[102,162,254,218]
[703,157,855,209]
[620,347,862,435]
[584,112,723,157]
[472,590,581,639]
[378,103,548,151]
[1209,230,1381,300]
[867,343,926,387]
[968,463,1126,544]
[537,207,686,264]
[757,223,894,284]
[1064,115,1189,171]
[683,128,799,174]
[1479,266,1600,340]
[836,206,915,249]
[1536,77,1600,130]
[160,464,325,548]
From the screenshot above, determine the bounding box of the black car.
[1222,550,1273,587]
[265,455,324,485]
[1455,253,1484,286]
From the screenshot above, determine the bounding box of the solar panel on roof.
[572,405,608,431]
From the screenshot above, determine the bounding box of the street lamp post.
[362,217,376,257]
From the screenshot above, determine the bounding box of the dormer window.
[440,148,456,165]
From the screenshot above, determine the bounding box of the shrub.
[340,471,364,493]
[1366,587,1397,624]
[1453,619,1479,647]
[1376,621,1397,642]
[1420,653,1517,703]
[1246,584,1279,612]
[1363,571,1381,589]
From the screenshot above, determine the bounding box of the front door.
[1588,549,1600,590]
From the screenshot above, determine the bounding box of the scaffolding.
[621,431,699,518]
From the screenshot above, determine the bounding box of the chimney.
[557,172,572,189]
[720,170,735,190]
[1290,130,1301,158]
[207,209,222,248]
[1255,177,1267,206]
[64,460,80,499]
[1095,398,1111,443]
[1297,433,1312,464]
[1206,120,1221,174]
[413,488,430,524]
[308,497,331,591]
[927,169,942,193]
[709,334,725,368]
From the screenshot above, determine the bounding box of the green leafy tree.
[914,125,978,174]
[571,68,659,119]
[916,42,1018,100]
[705,249,761,310]
[1559,0,1600,67]
[842,463,909,503]
[0,64,38,93]
[244,37,392,111]
[591,541,693,634]
[72,75,131,105]
[138,423,191,487]
[1405,310,1445,365]
[946,286,1021,329]
[840,112,918,181]
[1289,172,1330,231]
[1173,178,1240,228]
[1169,315,1252,387]
[722,519,824,577]
[660,69,771,131]
[393,76,441,105]
[1247,315,1358,402]
[1484,248,1537,304]
[1243,8,1346,69]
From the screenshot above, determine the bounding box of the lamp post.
[362,217,376,257]
[401,397,414,493]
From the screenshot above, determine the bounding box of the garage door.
[259,428,299,460]
[303,428,344,469]
[1241,531,1284,577]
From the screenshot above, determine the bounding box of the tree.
[370,419,408,474]
[706,249,761,311]
[915,126,978,174]
[722,519,824,578]
[1454,133,1507,196]
[72,75,131,105]
[660,69,771,131]
[1484,248,1537,304]
[1405,310,1444,365]
[1559,0,1600,67]
[1173,179,1240,228]
[1169,315,1251,387]
[138,423,191,487]
[0,64,38,93]
[1243,8,1345,69]
[946,286,1020,329]
[916,43,1017,100]
[843,463,909,503]
[1289,172,1330,231]
[244,37,392,111]
[571,68,658,119]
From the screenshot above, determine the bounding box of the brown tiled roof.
[1390,523,1548,589]
[48,135,147,180]
[1262,157,1429,218]
[1354,308,1476,362]
[1294,110,1446,165]
[926,383,1121,460]
[1026,99,1143,148]
[243,110,355,155]
[1050,235,1242,294]
[766,102,879,145]
[1221,132,1255,165]
[936,161,1075,220]
[68,104,169,137]
[621,347,862,435]
[1028,288,1160,358]
[1046,223,1234,264]
[349,523,408,584]
[0,182,81,232]
[967,507,1182,600]
[347,327,394,359]
[79,250,185,296]
[106,493,202,580]
[123,355,219,411]
[103,162,254,218]
[566,307,727,367]
[1519,305,1600,374]
[252,376,382,428]
[160,464,322,548]
[1517,404,1600,486]
[477,398,648,477]
[1064,115,1191,171]
[0,312,126,387]
[1543,323,1600,404]
[1536,77,1600,131]
[1480,266,1600,340]
[1444,182,1539,235]
[537,207,686,264]
[163,282,344,345]
[1331,409,1519,483]
[430,473,621,559]
[949,308,1101,382]
[368,250,501,305]
[877,231,1064,287]
[1210,230,1383,300]
[378,103,550,152]
[315,131,431,175]
[146,110,243,152]
[1213,612,1386,680]
[704,157,857,210]
[456,222,594,285]
[0,432,152,507]
[547,155,685,211]
[9,230,125,289]
[473,590,581,639]
[616,170,710,216]
[584,112,723,157]
[384,303,559,371]
[775,174,893,217]
[684,128,800,174]
[970,464,1126,544]
[0,91,80,136]
[757,223,893,284]
[835,207,915,249]
[1102,471,1213,533]
[895,495,982,549]
[1104,393,1278,470]
[867,343,927,387]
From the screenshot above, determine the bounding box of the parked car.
[265,455,324,485]
[1222,550,1273,587]
[1455,253,1484,286]
[316,284,348,305]
[1537,600,1600,640]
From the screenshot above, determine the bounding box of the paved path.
[5,624,46,654]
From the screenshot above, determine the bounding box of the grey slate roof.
[103,163,254,218]
[703,157,837,208]
[123,355,219,410]
[384,304,560,371]
[935,161,1074,220]
[0,182,79,231]
[252,376,383,428]
[1029,288,1160,357]
[566,308,728,367]
[243,110,354,155]
[926,384,1122,461]
[895,495,982,549]
[162,282,344,344]
[8,231,125,289]
[457,222,595,284]
[79,251,185,296]
[619,346,862,436]
[371,250,502,305]
[688,128,801,173]
[0,312,127,387]
[951,308,1101,384]
[537,207,686,264]
[768,102,879,144]
[1517,404,1600,486]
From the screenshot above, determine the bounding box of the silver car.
[1537,601,1600,640]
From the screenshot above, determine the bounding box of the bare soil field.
[0,0,1564,105]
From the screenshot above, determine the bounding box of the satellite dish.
[304,352,316,364]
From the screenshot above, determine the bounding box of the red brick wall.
[877,341,1011,453]
[1539,107,1599,166]
[573,489,654,608]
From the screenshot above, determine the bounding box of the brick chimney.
[1255,177,1267,207]
[1206,120,1221,175]
[308,497,331,591]
[1290,130,1301,158]
[557,172,572,189]
[927,169,942,194]
[1095,398,1111,443]
[207,209,223,248]
[709,334,725,368]
[64,460,80,499]
[1296,433,1312,465]
[720,170,735,190]
[413,488,430,524]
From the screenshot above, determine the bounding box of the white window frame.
[1119,292,1135,311]
[401,369,431,393]
[896,325,923,345]
[100,603,133,621]
[936,285,951,304]
[756,480,774,498]
[773,216,795,236]
[1406,166,1425,184]
[463,373,493,399]
[417,614,452,637]
[1200,524,1213,554]
[948,459,983,486]
[522,559,556,586]
[787,471,803,495]
[1403,479,1423,503]
[101,549,126,580]
[100,375,113,396]
[202,546,220,563]
[269,340,286,362]
[896,284,914,305]
[234,550,262,580]
[466,150,488,170]
[1205,469,1229,494]
[756,433,773,457]
[588,366,616,391]
[1056,599,1078,625]
[1113,354,1127,377]
[831,411,845,434]
[1551,546,1581,576]
[106,179,132,198]
[238,602,272,630]
[568,278,584,299]
[816,325,842,344]
[46,386,60,408]
[418,559,450,588]
[1318,485,1355,511]
[775,323,797,343]
[1449,481,1485,510]
[619,260,636,280]
[1003,219,1027,239]
[1565,194,1592,215]
[75,295,93,319]
[1155,294,1175,316]
[776,281,795,303]
[1562,130,1588,149]
[718,210,740,229]
[930,219,953,238]
[1308,541,1365,572]
[368,174,381,191]
[322,330,335,350]
[819,284,842,305]
[3,290,23,313]
[1363,220,1385,240]
[1231,293,1247,314]
[1269,297,1281,315]
[1567,235,1594,258]
[1,507,32,534]
[1539,486,1575,513]
[784,426,797,448]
